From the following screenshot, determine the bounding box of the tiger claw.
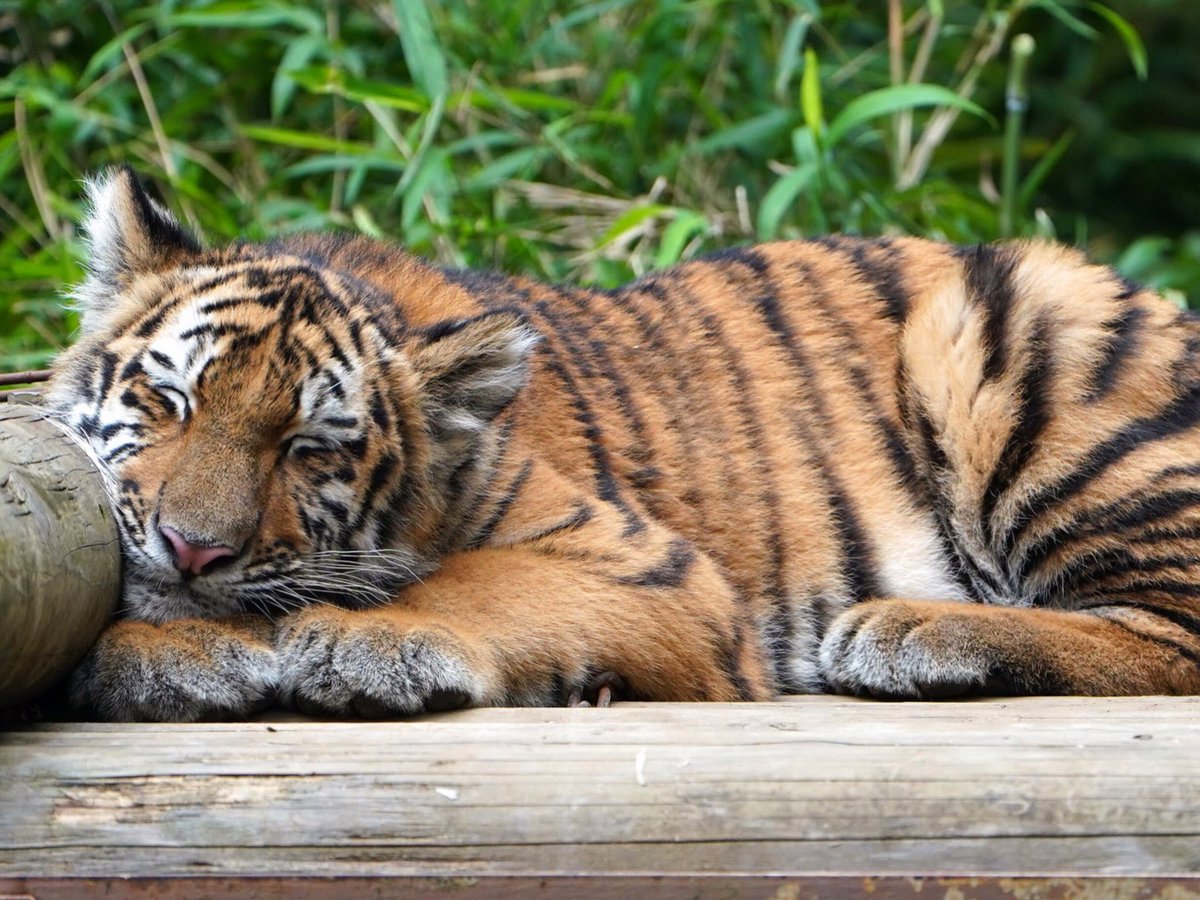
[566,671,626,708]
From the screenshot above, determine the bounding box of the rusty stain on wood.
[0,875,1199,898]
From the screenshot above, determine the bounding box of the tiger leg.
[819,598,1200,699]
[275,541,773,717]
[68,614,278,721]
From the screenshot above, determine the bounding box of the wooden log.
[0,402,120,707]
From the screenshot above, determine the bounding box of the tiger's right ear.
[73,166,201,329]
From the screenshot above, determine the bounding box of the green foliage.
[0,0,1197,366]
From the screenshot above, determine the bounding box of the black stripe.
[709,617,757,701]
[682,298,792,678]
[1088,610,1200,670]
[1052,546,1200,598]
[102,441,140,463]
[1081,598,1200,638]
[980,316,1053,545]
[899,366,990,598]
[199,290,284,315]
[468,458,534,549]
[813,236,912,323]
[419,305,529,343]
[790,259,920,493]
[532,290,652,460]
[614,281,711,515]
[351,452,397,533]
[1092,579,1200,603]
[616,538,696,588]
[1004,379,1200,558]
[317,497,350,520]
[1022,486,1200,582]
[96,351,118,398]
[961,244,1019,382]
[1115,274,1143,300]
[856,238,911,323]
[179,321,251,342]
[521,501,596,543]
[119,388,153,417]
[99,420,144,441]
[119,358,144,381]
[542,354,646,538]
[720,248,880,601]
[1087,305,1146,402]
[148,350,175,372]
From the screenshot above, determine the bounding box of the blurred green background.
[1,0,1198,369]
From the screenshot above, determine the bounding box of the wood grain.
[3,696,1199,880]
[0,403,119,707]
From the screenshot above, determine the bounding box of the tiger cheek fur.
[47,166,1200,722]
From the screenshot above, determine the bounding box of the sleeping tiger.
[45,166,1200,721]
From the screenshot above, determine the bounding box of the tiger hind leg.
[856,242,1200,698]
[819,598,1200,699]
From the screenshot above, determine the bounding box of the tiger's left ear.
[409,308,539,452]
[73,166,201,330]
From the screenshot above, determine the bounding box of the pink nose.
[160,525,237,576]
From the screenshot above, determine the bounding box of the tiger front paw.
[275,608,490,717]
[818,599,1016,700]
[69,616,279,722]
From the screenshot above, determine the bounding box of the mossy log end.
[0,402,119,707]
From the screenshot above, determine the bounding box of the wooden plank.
[3,875,1200,900]
[2,696,1200,881]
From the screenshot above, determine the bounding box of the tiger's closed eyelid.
[149,381,191,420]
[281,434,340,458]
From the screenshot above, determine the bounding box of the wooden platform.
[3,695,1200,897]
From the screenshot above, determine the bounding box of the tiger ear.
[73,166,201,329]
[409,308,538,451]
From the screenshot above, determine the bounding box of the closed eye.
[152,383,191,421]
[281,434,340,459]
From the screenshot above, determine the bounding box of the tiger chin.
[45,166,1200,722]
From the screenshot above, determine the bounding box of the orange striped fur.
[48,168,1200,720]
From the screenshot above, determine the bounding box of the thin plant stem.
[898,8,1014,190]
[1001,33,1035,237]
[888,0,905,183]
[101,3,200,230]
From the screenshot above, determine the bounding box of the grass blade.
[826,84,995,149]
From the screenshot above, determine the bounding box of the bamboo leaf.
[1018,130,1075,209]
[774,14,813,103]
[598,204,670,247]
[392,0,448,100]
[757,163,819,240]
[826,84,994,149]
[272,35,323,120]
[80,22,152,83]
[162,2,322,32]
[693,109,794,156]
[800,47,824,139]
[655,211,708,269]
[287,66,427,112]
[1028,0,1100,39]
[463,147,546,191]
[241,125,375,154]
[1085,2,1148,80]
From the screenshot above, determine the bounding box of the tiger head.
[46,168,536,623]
